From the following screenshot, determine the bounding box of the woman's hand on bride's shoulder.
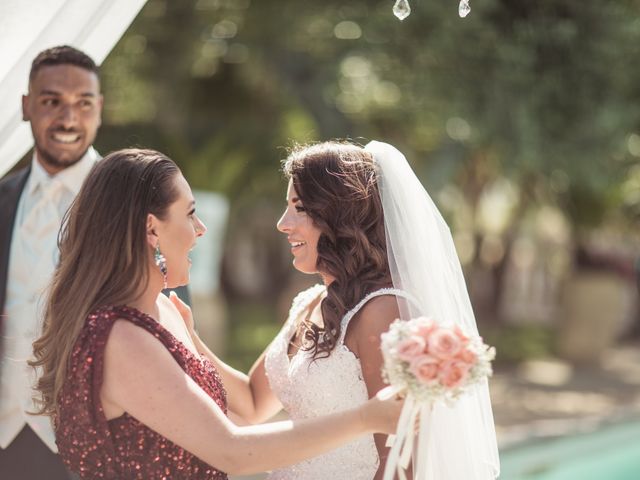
[169,291,195,334]
[361,388,404,435]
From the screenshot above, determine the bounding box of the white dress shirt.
[0,147,98,451]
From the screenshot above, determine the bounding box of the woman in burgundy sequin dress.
[30,149,402,480]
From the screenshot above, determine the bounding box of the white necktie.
[20,178,66,275]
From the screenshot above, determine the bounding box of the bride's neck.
[320,272,335,286]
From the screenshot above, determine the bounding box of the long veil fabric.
[0,0,148,178]
[365,141,500,479]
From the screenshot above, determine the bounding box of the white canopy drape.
[0,0,148,178]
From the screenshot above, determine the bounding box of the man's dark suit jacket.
[0,166,31,335]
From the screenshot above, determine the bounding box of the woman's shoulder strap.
[338,288,416,344]
[87,305,183,356]
[286,284,325,325]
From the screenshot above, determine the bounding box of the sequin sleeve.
[54,308,120,478]
[55,305,228,480]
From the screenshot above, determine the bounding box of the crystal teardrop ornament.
[459,0,471,18]
[393,0,411,20]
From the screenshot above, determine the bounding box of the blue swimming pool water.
[499,419,640,480]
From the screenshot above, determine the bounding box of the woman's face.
[152,174,207,288]
[277,179,323,277]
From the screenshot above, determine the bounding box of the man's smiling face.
[22,64,103,174]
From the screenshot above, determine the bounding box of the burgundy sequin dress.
[55,305,228,480]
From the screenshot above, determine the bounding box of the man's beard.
[37,145,88,170]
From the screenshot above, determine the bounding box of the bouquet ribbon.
[378,386,433,480]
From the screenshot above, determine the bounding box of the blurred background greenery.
[89,0,640,371]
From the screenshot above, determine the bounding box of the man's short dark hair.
[29,45,98,82]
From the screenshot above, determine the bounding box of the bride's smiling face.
[277,180,322,276]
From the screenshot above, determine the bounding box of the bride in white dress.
[174,140,499,479]
[264,142,415,479]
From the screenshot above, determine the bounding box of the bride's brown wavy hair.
[30,149,180,417]
[283,141,392,359]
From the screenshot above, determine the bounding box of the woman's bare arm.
[346,295,403,480]
[169,292,282,423]
[101,319,401,476]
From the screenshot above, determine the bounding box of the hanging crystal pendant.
[458,0,471,18]
[393,0,411,21]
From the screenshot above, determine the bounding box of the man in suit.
[0,45,102,479]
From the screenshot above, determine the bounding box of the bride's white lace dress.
[264,284,409,480]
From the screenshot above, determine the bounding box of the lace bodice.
[264,285,411,480]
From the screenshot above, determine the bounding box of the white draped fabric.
[0,0,148,178]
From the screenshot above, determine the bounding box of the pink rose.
[410,317,438,339]
[427,328,462,360]
[396,335,427,362]
[438,360,471,389]
[453,325,470,346]
[410,355,439,384]
[456,348,477,366]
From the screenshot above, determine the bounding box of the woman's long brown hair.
[283,141,392,360]
[30,149,180,416]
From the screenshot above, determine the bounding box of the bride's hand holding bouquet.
[378,316,496,480]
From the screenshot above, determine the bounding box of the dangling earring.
[154,243,168,289]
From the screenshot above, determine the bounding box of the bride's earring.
[154,243,168,289]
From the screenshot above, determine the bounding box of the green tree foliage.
[99,0,640,209]
[97,0,640,310]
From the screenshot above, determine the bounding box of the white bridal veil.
[365,141,500,479]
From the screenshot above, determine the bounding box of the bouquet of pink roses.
[378,316,495,480]
[381,316,495,404]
